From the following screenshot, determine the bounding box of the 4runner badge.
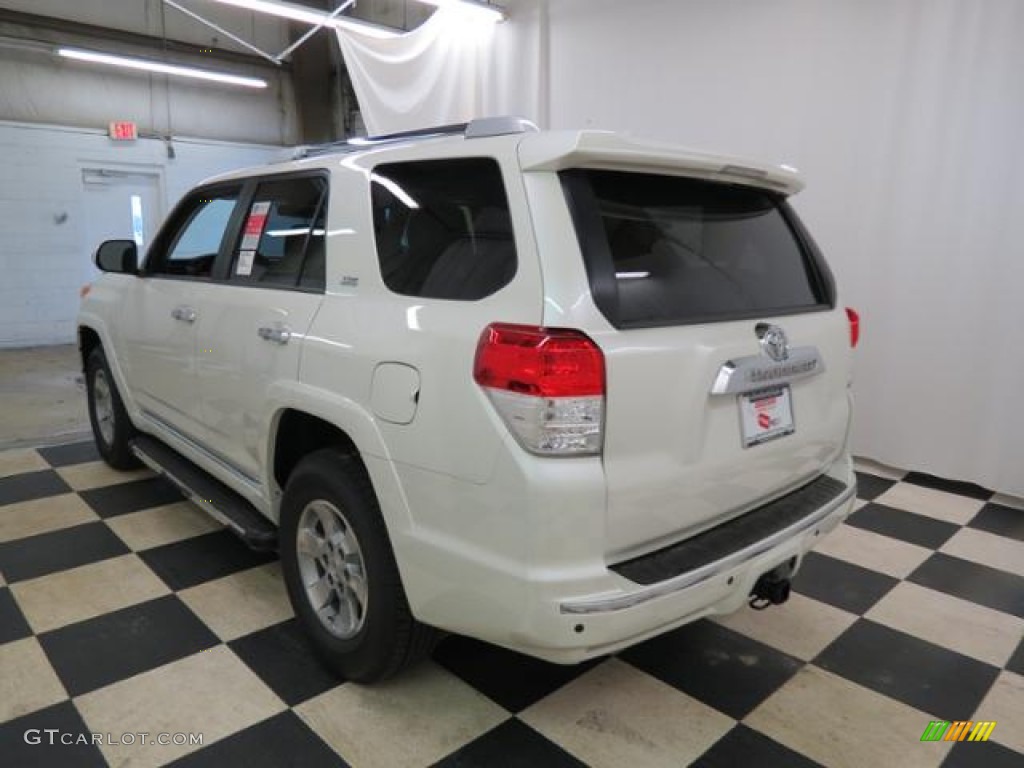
[757,324,790,362]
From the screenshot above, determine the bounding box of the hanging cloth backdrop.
[336,8,497,137]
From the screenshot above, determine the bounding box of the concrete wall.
[0,2,297,145]
[0,120,288,348]
[0,0,291,57]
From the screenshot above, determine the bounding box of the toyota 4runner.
[78,117,859,682]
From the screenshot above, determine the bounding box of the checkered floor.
[0,441,1021,768]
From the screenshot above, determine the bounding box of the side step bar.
[131,435,277,551]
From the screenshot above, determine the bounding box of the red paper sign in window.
[240,201,271,250]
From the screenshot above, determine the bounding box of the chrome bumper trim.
[559,481,856,615]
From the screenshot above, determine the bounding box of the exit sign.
[108,121,138,141]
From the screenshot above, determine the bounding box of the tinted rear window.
[371,158,517,301]
[561,170,832,328]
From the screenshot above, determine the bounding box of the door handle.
[257,324,291,345]
[171,306,197,323]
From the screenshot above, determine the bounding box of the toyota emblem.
[757,324,790,362]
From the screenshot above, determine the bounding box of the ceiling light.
[57,47,267,88]
[415,0,505,22]
[206,0,400,37]
[208,0,334,26]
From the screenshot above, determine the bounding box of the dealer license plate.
[739,385,795,448]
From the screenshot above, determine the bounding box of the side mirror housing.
[95,240,138,274]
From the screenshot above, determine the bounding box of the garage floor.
[0,345,88,450]
[0,442,1022,768]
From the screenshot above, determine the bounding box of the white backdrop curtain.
[336,4,542,136]
[337,0,1024,497]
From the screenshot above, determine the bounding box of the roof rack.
[293,116,538,159]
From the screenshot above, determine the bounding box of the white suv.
[78,117,858,682]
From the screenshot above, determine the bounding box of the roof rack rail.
[357,122,469,143]
[293,116,538,159]
[466,116,538,138]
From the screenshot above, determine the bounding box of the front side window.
[370,158,517,300]
[154,189,241,278]
[229,176,327,291]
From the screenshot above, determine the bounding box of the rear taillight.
[474,323,605,455]
[846,307,860,348]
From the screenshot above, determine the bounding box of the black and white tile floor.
[1,441,1021,767]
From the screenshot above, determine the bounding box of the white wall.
[0,121,287,348]
[530,0,1024,495]
[0,3,298,347]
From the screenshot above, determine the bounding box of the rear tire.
[85,347,140,470]
[279,448,437,682]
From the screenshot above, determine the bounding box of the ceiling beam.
[0,6,289,72]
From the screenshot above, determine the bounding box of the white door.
[118,183,244,441]
[196,175,327,480]
[81,169,161,280]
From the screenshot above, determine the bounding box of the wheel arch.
[76,317,138,423]
[265,398,414,537]
[271,409,361,491]
[78,325,102,370]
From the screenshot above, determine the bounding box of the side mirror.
[95,240,138,274]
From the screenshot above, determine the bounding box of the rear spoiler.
[517,131,804,195]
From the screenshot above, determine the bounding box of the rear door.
[556,169,853,560]
[195,173,328,481]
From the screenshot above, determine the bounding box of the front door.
[119,183,245,441]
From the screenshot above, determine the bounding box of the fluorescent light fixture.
[616,271,650,280]
[416,0,505,22]
[209,0,335,26]
[57,47,267,88]
[207,0,400,38]
[370,173,420,209]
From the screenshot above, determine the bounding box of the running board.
[131,435,277,551]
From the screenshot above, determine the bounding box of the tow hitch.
[749,559,796,610]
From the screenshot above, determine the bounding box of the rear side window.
[561,170,833,328]
[229,176,327,291]
[370,158,517,300]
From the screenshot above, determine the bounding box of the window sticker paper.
[240,201,271,251]
[236,249,255,276]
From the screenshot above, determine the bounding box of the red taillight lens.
[846,307,860,348]
[474,323,605,455]
[474,323,605,397]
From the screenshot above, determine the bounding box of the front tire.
[279,448,436,683]
[85,347,140,470]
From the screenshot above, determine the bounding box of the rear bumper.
[513,469,856,663]
[568,474,851,614]
[394,453,856,664]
